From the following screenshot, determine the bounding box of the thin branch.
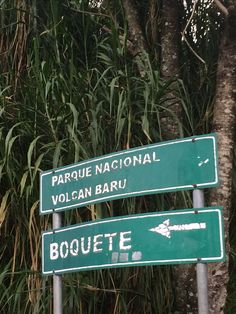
[181,0,206,67]
[184,36,206,67]
[181,0,199,41]
[213,0,229,16]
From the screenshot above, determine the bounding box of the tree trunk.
[122,0,148,77]
[208,4,236,313]
[160,2,197,311]
[122,0,147,55]
[160,0,182,140]
[122,2,194,311]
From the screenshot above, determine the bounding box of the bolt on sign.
[40,134,218,215]
[42,207,224,275]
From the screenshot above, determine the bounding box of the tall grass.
[0,0,230,313]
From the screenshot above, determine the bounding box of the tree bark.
[160,2,196,311]
[122,0,148,77]
[208,4,236,313]
[122,0,147,55]
[161,1,179,78]
[160,0,182,140]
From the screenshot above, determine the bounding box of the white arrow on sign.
[149,219,206,238]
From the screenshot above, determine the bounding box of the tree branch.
[213,0,229,16]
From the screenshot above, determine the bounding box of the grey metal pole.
[193,189,209,314]
[53,212,63,314]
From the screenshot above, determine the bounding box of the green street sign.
[40,134,218,214]
[42,207,224,275]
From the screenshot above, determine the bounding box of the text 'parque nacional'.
[40,134,218,214]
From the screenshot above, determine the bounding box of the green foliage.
[0,0,229,313]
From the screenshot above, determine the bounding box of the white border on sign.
[40,135,218,214]
[42,208,224,275]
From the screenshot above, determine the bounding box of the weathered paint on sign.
[40,134,218,214]
[42,207,224,275]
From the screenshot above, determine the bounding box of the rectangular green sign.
[40,134,218,214]
[42,207,224,275]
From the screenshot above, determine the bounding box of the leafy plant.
[1,0,233,313]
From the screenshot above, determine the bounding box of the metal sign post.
[193,189,209,314]
[53,212,63,314]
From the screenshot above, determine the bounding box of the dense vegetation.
[0,0,235,313]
